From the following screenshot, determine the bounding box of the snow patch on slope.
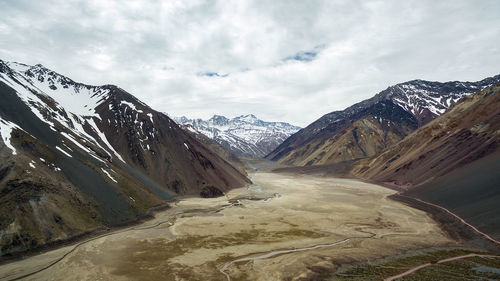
[56,146,72,158]
[121,100,143,113]
[101,168,117,183]
[0,117,21,155]
[87,118,125,162]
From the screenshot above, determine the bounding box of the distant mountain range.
[267,75,500,166]
[173,114,301,158]
[0,60,249,256]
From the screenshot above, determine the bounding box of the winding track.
[381,194,500,281]
[383,254,500,281]
[402,195,500,246]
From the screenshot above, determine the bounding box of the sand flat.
[0,171,454,281]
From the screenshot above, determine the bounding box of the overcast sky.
[0,0,499,126]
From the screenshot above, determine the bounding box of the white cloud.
[0,0,499,126]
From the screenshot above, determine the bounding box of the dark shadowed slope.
[405,152,500,240]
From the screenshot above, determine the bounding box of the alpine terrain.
[353,83,500,240]
[0,60,250,256]
[1,2,499,281]
[174,114,300,158]
[267,75,500,166]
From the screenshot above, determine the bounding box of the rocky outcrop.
[199,186,224,198]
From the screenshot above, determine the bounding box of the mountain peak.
[237,114,257,119]
[234,114,259,123]
[209,114,230,124]
[175,116,190,123]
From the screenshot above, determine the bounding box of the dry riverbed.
[0,171,455,281]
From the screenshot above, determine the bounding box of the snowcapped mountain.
[0,60,249,256]
[267,75,500,166]
[173,114,301,158]
[353,84,500,241]
[362,77,500,125]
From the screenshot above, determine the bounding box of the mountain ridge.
[267,74,500,166]
[0,59,250,256]
[352,83,500,240]
[174,114,301,158]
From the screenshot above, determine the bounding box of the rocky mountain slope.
[352,83,500,188]
[353,84,500,239]
[174,114,300,158]
[267,75,500,166]
[179,124,248,176]
[0,60,249,256]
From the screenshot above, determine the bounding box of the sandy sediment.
[0,171,454,281]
